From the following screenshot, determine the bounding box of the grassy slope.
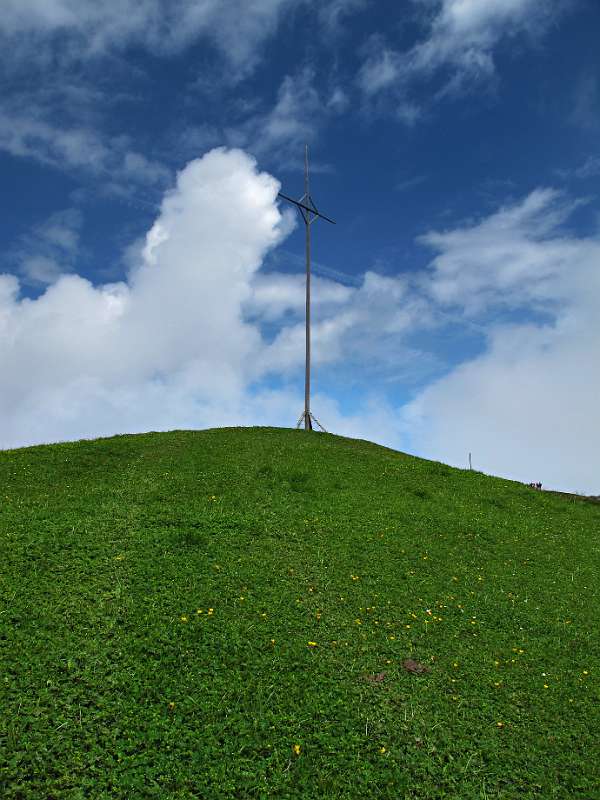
[1,426,599,800]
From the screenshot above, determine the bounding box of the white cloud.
[243,272,353,323]
[357,0,569,115]
[0,108,171,190]
[403,187,600,494]
[574,155,600,179]
[0,0,298,72]
[0,148,288,447]
[318,0,367,33]
[418,188,591,313]
[230,68,346,168]
[7,208,82,286]
[357,44,402,95]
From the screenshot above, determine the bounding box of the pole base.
[295,410,327,432]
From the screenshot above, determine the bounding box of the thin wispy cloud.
[356,0,570,119]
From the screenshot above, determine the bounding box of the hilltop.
[1,427,598,799]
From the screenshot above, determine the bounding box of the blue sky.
[1,0,599,493]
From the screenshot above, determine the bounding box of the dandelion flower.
[497,721,504,728]
[293,744,301,755]
[307,641,317,647]
[180,615,188,623]
[583,670,589,675]
[544,684,549,689]
[196,609,203,615]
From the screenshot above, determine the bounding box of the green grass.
[1,426,599,799]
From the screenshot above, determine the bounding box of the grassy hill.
[1,426,598,799]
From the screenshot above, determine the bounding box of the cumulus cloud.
[403,187,600,494]
[0,148,289,448]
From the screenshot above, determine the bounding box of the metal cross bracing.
[277,144,335,432]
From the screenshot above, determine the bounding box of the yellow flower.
[208,608,214,615]
[379,746,386,753]
[168,702,175,709]
[389,635,395,640]
[583,670,589,675]
[270,639,275,644]
[180,615,188,622]
[196,609,203,614]
[497,721,504,728]
[453,662,458,668]
[355,619,362,625]
[405,624,411,629]
[543,684,549,689]
[307,641,317,647]
[293,744,301,755]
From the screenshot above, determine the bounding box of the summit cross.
[277,145,336,432]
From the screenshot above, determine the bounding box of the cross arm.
[277,192,336,225]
